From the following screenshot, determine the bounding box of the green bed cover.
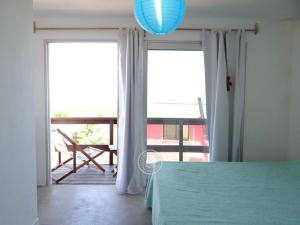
[145,161,300,225]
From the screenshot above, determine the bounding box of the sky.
[49,43,206,118]
[147,50,206,118]
[49,42,118,117]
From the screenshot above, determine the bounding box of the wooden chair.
[51,128,106,184]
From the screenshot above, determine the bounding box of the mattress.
[145,161,300,225]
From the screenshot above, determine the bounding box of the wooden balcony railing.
[51,117,209,162]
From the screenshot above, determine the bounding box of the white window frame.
[146,40,202,51]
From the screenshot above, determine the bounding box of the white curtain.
[116,28,147,194]
[203,31,247,162]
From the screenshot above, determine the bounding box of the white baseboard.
[32,218,39,225]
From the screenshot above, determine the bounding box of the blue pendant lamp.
[134,0,186,36]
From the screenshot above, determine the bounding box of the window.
[147,43,209,162]
[147,50,206,119]
[163,125,189,140]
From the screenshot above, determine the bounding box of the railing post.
[109,119,114,165]
[179,121,183,161]
[73,144,77,173]
[58,151,61,165]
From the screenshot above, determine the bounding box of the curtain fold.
[203,31,247,162]
[116,28,147,194]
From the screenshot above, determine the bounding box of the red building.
[147,124,209,162]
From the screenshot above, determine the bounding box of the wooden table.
[109,145,118,177]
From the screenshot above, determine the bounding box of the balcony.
[50,117,209,184]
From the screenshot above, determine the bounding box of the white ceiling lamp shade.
[134,0,186,36]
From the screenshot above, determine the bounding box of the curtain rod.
[33,22,259,35]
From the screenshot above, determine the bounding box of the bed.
[145,161,300,225]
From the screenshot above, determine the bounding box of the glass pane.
[147,151,179,163]
[183,125,189,140]
[163,124,178,140]
[147,50,206,119]
[146,49,208,161]
[183,152,209,162]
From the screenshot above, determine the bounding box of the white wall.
[0,1,38,225]
[243,20,292,161]
[288,20,300,160]
[34,16,295,185]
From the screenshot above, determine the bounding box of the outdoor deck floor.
[52,164,116,185]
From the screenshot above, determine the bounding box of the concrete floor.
[38,185,152,225]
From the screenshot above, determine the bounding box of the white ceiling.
[33,0,300,18]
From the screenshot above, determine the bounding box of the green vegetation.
[73,124,108,145]
[52,111,68,117]
[52,111,110,145]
